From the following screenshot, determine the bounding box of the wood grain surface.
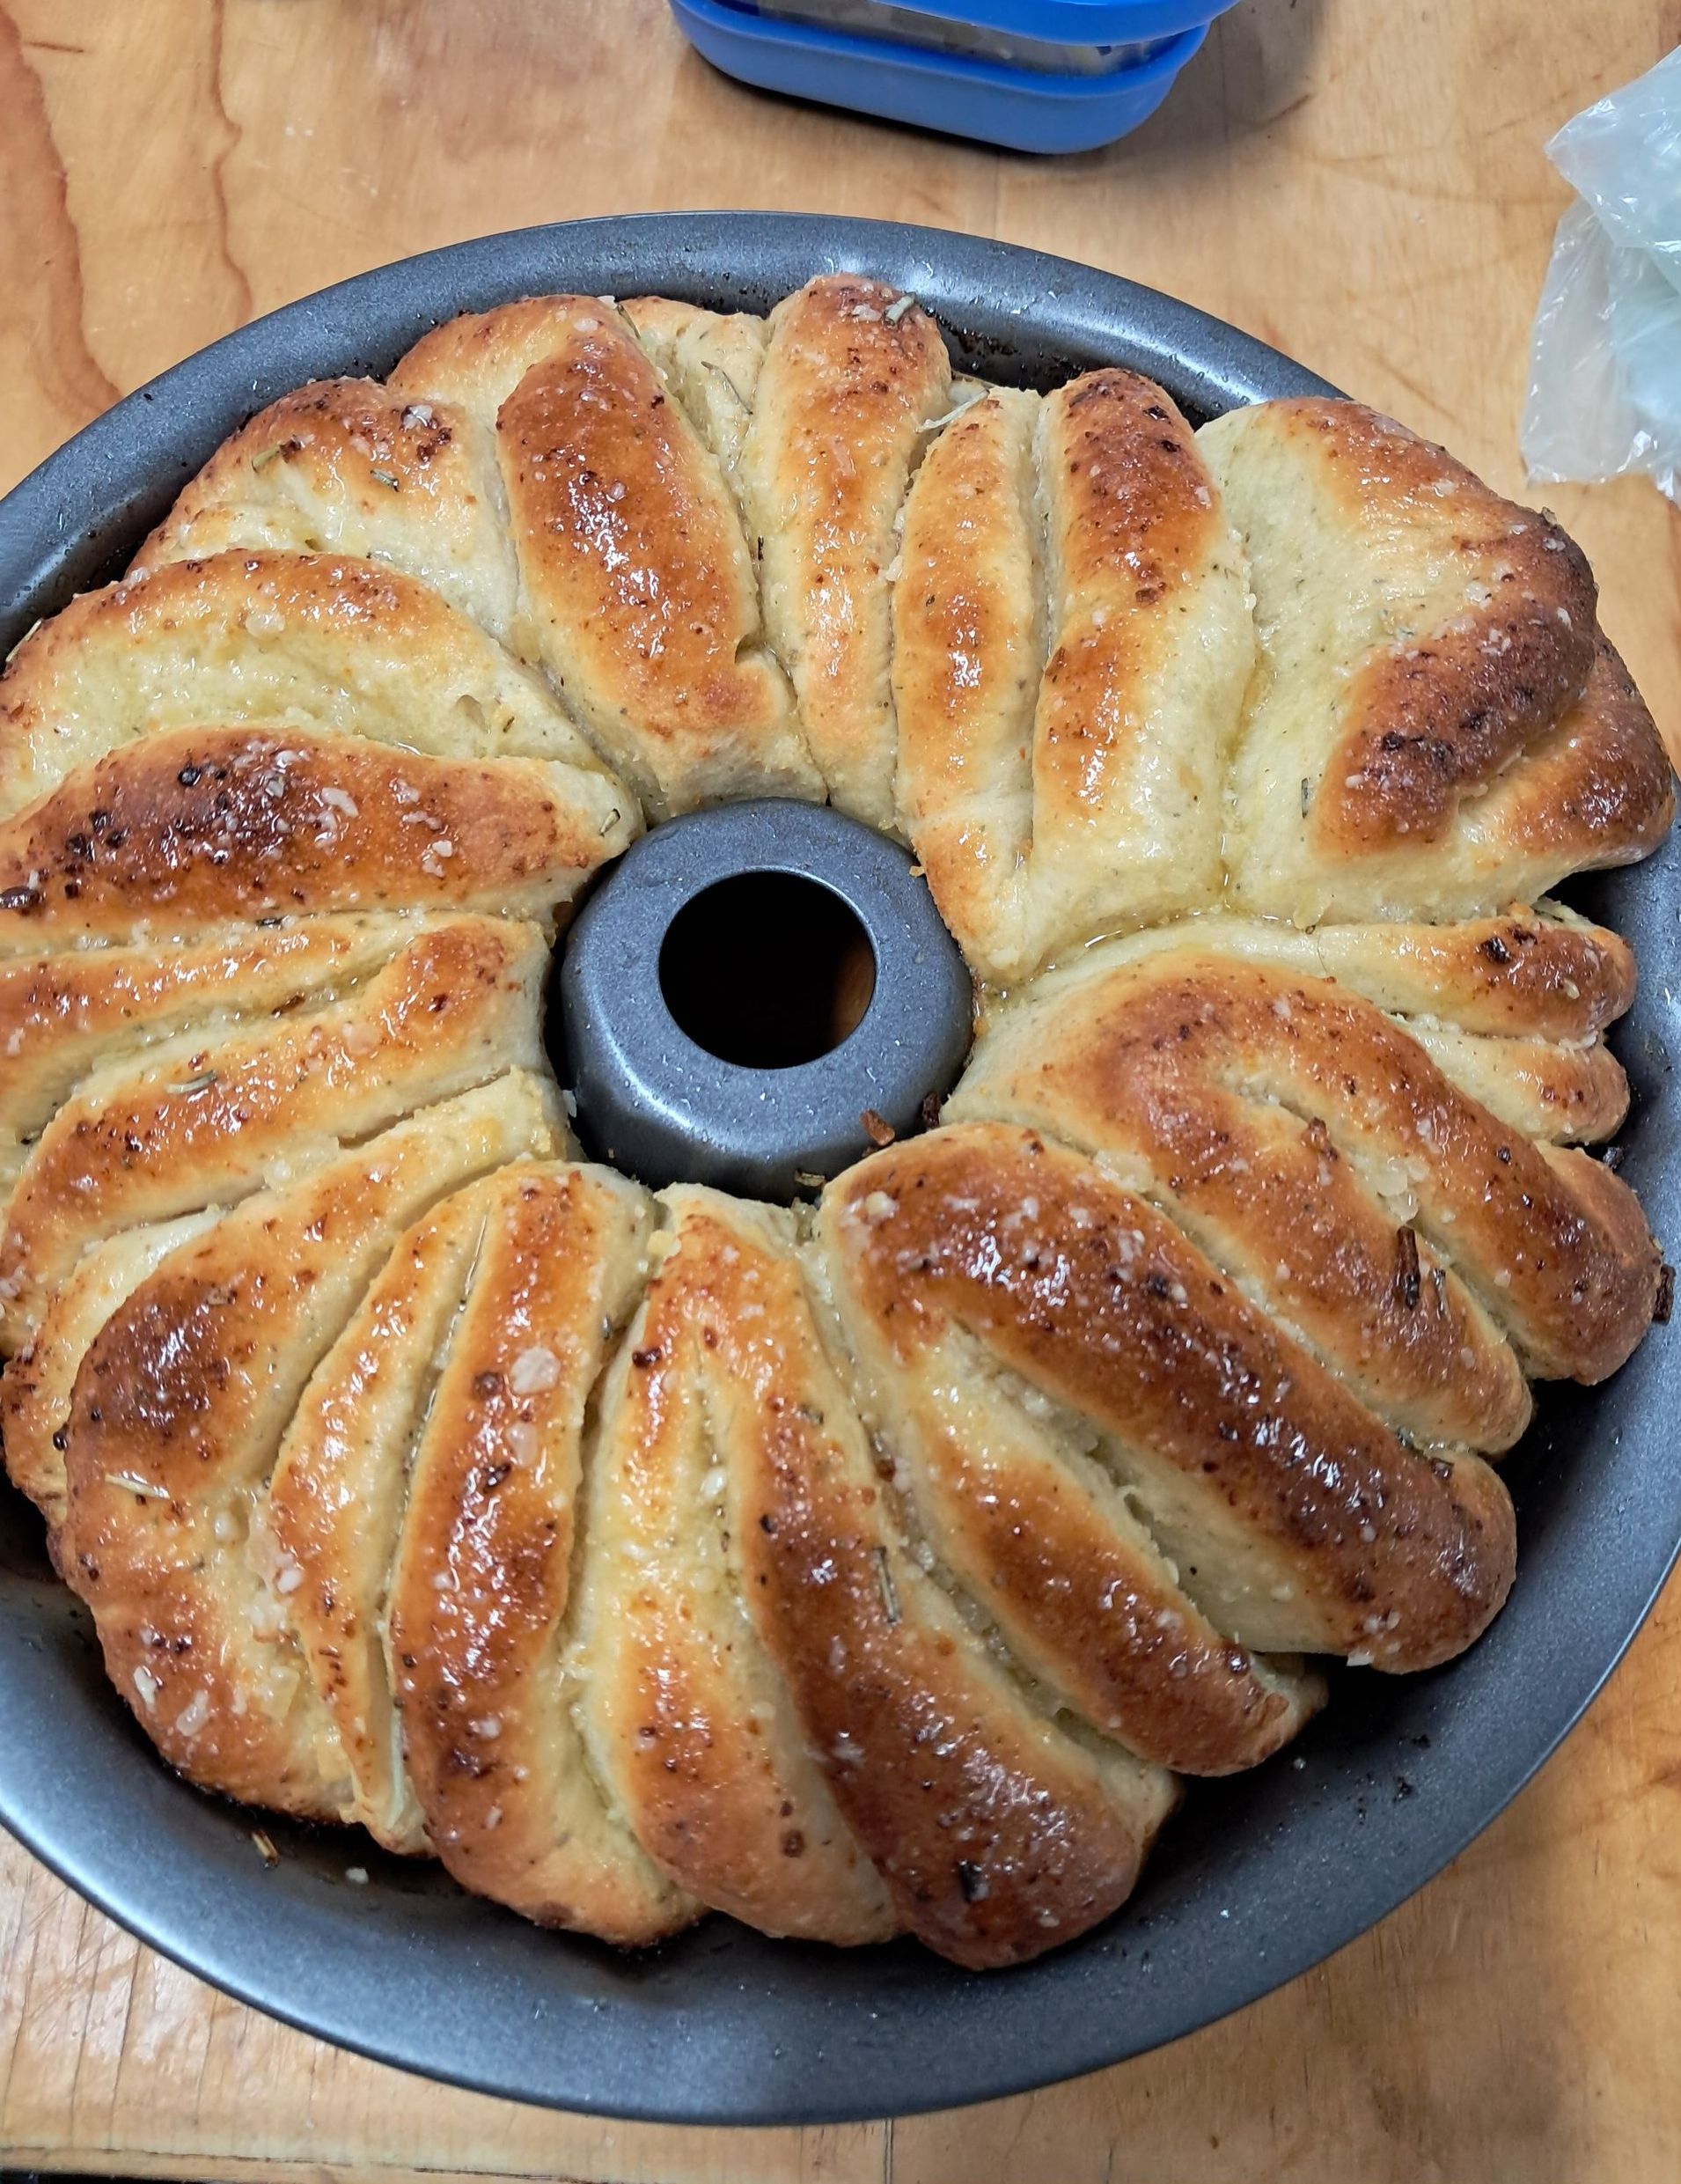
[2,2,1678,2179]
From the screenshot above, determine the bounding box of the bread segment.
[822,1123,1517,1673]
[0,728,633,950]
[955,925,1659,1433]
[583,1187,895,1944]
[1028,374,1251,947]
[742,275,954,829]
[393,298,817,819]
[1201,398,1674,921]
[138,379,521,645]
[386,1161,692,1942]
[0,914,549,1349]
[2,1212,220,1532]
[894,372,1252,982]
[814,1194,1323,1776]
[268,1180,497,1854]
[891,387,1042,974]
[52,1071,564,1820]
[0,548,614,820]
[0,914,411,1140]
[620,296,768,491]
[711,1184,1174,1968]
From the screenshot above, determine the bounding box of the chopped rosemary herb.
[702,360,749,412]
[104,1471,171,1502]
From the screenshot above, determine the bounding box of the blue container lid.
[798,0,1222,40]
[671,0,1213,154]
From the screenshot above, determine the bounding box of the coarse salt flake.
[509,1344,562,1396]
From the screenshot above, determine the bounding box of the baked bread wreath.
[0,275,1670,1969]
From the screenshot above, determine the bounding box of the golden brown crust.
[724,1206,1174,1967]
[1297,405,1598,850]
[1200,396,1672,921]
[739,1450,1172,1966]
[814,1195,1323,1774]
[0,915,548,1349]
[268,1180,497,1855]
[1033,372,1244,861]
[892,386,1041,974]
[892,373,1252,982]
[871,1400,1320,1776]
[0,548,617,822]
[1400,1020,1630,1145]
[387,1162,693,1942]
[1490,636,1675,871]
[0,914,408,1139]
[823,1124,1517,1673]
[500,317,812,816]
[742,275,953,829]
[583,1188,896,1943]
[1,1212,218,1533]
[0,726,633,951]
[956,930,1660,1408]
[393,298,816,819]
[136,379,520,644]
[1305,908,1637,1041]
[55,1075,563,1817]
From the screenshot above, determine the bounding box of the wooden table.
[3,2,1678,2177]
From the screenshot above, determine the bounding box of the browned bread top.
[892,372,1252,983]
[0,724,635,947]
[819,1121,1518,1678]
[741,274,954,831]
[1200,398,1674,923]
[136,377,522,645]
[583,1187,897,1945]
[50,1076,565,1819]
[393,298,818,819]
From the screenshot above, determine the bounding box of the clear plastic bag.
[1521,48,1681,505]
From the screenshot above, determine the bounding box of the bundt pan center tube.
[0,214,1675,2124]
[559,798,973,1196]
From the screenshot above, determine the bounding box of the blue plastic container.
[668,0,1233,154]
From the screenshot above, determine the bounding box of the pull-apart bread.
[0,275,1670,1969]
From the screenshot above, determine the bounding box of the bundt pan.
[0,212,1677,2125]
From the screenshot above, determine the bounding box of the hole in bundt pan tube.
[556,798,973,1201]
[658,871,877,1069]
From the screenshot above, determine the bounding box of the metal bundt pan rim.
[0,212,1676,2126]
